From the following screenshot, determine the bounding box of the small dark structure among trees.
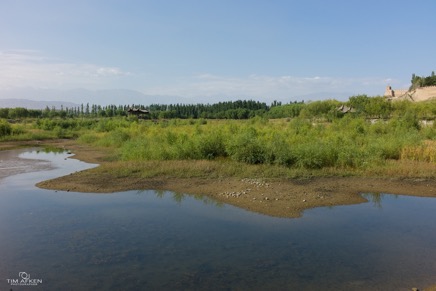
[336,104,355,114]
[127,108,150,118]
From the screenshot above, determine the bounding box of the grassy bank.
[1,120,435,218]
[1,99,436,180]
[69,116,435,178]
[31,138,436,219]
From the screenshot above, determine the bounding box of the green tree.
[348,95,370,114]
[300,100,340,119]
[8,107,29,119]
[0,108,9,119]
[364,97,392,118]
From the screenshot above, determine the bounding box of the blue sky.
[1,0,435,103]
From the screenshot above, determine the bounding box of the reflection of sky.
[0,148,97,189]
[0,148,52,181]
[1,149,436,290]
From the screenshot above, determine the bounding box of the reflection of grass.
[41,146,67,154]
[193,193,224,207]
[151,189,223,207]
[155,190,165,199]
[362,193,385,209]
[172,192,185,204]
[362,193,401,208]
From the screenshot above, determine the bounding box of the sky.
[0,0,435,104]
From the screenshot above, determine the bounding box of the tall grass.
[73,116,434,171]
[401,141,436,162]
[4,113,434,172]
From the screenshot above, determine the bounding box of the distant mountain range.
[0,98,79,110]
[0,87,355,110]
[0,88,189,108]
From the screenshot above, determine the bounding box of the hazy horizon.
[0,87,358,107]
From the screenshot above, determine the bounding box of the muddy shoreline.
[37,170,436,218]
[1,139,434,219]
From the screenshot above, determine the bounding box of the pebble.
[218,191,244,198]
[241,178,268,187]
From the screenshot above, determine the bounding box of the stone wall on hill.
[384,85,436,102]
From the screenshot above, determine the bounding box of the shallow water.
[0,149,436,290]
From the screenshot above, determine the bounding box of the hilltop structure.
[384,85,436,102]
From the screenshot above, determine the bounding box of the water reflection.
[135,189,223,208]
[361,192,400,209]
[1,149,436,290]
[0,148,53,181]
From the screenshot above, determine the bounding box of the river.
[1,148,435,290]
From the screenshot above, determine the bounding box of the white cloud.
[0,50,395,102]
[95,67,129,77]
[0,50,131,89]
[144,74,391,101]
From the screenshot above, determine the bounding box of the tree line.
[148,100,270,119]
[0,100,272,120]
[0,104,129,119]
[410,71,436,90]
[1,96,435,121]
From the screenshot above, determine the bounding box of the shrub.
[119,138,150,160]
[11,124,26,135]
[293,142,338,169]
[97,129,131,147]
[54,126,69,138]
[196,132,226,159]
[0,119,12,137]
[263,134,295,166]
[226,127,266,164]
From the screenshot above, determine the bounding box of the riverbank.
[2,139,435,218]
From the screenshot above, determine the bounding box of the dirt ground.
[3,139,434,219]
